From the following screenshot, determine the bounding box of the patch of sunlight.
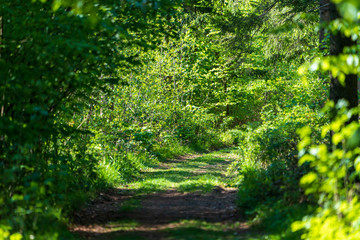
[128,178,176,192]
[104,220,140,231]
[120,149,241,193]
[177,175,222,192]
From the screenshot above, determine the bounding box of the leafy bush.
[235,104,323,203]
[292,101,360,239]
[0,0,174,238]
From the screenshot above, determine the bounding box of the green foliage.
[227,55,326,238]
[233,72,325,204]
[290,2,360,239]
[1,0,357,238]
[292,102,360,239]
[0,0,177,238]
[298,2,360,85]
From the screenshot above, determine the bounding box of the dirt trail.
[71,150,251,240]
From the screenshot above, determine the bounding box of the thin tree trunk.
[319,0,330,54]
[329,3,358,121]
[0,16,2,57]
[223,78,229,116]
[0,16,4,118]
[0,15,4,149]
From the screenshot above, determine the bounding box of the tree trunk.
[223,78,229,116]
[319,0,330,54]
[0,16,4,118]
[329,3,358,121]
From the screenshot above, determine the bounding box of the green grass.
[121,151,238,194]
[154,141,194,160]
[104,220,140,231]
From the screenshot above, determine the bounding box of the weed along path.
[71,149,254,240]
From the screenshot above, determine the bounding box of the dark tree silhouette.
[329,2,358,121]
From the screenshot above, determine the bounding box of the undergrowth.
[228,73,326,238]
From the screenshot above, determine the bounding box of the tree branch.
[307,3,331,13]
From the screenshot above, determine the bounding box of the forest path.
[71,148,255,240]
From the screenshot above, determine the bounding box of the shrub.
[292,101,360,239]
